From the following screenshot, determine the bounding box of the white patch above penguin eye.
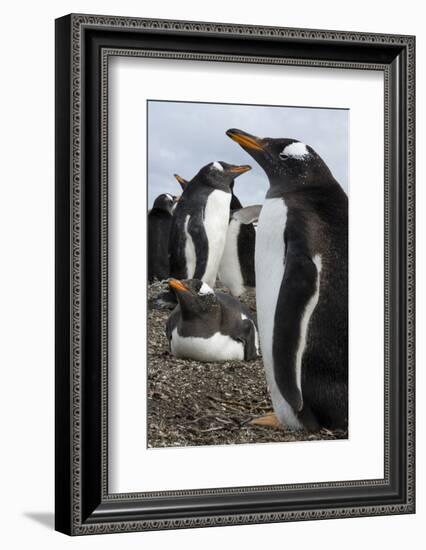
[212,161,224,172]
[198,282,214,295]
[279,142,309,160]
[165,193,174,202]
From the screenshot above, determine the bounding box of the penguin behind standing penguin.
[227,128,348,432]
[169,161,251,287]
[218,205,262,297]
[148,193,176,282]
[166,278,259,362]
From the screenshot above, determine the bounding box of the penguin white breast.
[202,190,231,287]
[218,218,245,296]
[255,197,302,429]
[170,328,244,362]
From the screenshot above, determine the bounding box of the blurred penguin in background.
[148,193,176,282]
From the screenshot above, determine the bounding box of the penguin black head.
[169,278,218,317]
[195,161,251,192]
[226,128,334,192]
[152,193,177,214]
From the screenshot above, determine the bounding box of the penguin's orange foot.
[250,412,283,429]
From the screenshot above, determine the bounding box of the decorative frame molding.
[55,13,415,535]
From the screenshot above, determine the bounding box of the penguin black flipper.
[168,215,187,279]
[239,319,258,361]
[215,292,259,361]
[272,245,319,415]
[165,307,179,347]
[238,224,256,288]
[187,212,210,281]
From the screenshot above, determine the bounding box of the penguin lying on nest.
[227,128,348,432]
[166,278,259,362]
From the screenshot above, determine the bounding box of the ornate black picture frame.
[55,13,415,535]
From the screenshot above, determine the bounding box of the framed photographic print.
[55,14,415,535]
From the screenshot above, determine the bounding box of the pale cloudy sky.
[148,101,348,208]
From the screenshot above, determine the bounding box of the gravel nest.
[147,280,347,448]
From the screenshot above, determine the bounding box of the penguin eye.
[279,152,289,161]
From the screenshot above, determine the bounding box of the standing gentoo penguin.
[227,128,348,431]
[169,161,251,287]
[148,193,176,282]
[218,205,261,297]
[166,279,259,361]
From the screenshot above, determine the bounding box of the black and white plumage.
[166,279,259,362]
[148,193,176,282]
[218,205,261,297]
[169,161,251,288]
[227,128,348,431]
[174,173,243,209]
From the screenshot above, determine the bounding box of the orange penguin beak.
[169,279,189,293]
[226,129,264,152]
[174,174,188,188]
[229,165,252,175]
